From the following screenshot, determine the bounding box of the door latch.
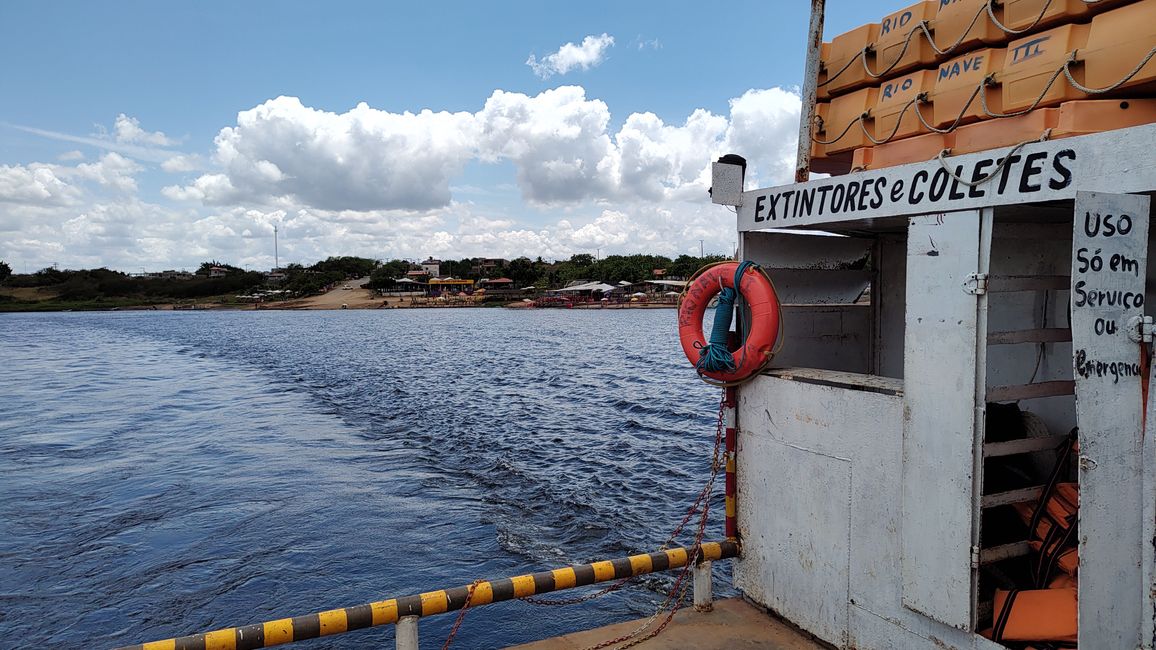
[1126,315,1155,343]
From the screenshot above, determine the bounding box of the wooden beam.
[983,434,1070,458]
[981,486,1044,508]
[986,328,1072,345]
[987,381,1075,402]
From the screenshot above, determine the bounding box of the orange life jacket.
[990,587,1078,644]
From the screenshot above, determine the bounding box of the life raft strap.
[695,260,757,374]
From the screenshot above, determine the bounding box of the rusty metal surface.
[795,0,825,183]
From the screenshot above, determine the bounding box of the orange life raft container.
[678,262,781,385]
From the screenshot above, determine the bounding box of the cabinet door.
[1071,191,1151,648]
[901,210,986,630]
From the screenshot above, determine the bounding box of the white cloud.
[722,88,803,187]
[165,96,479,211]
[636,37,661,51]
[72,153,144,193]
[476,86,618,205]
[2,85,801,272]
[0,163,80,205]
[58,150,85,161]
[168,85,798,213]
[526,33,615,79]
[9,115,183,163]
[112,114,177,146]
[160,153,204,173]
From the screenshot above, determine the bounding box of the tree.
[0,260,10,284]
[309,256,379,278]
[366,259,415,290]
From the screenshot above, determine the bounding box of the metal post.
[724,387,738,540]
[795,0,826,183]
[693,560,713,612]
[395,616,418,650]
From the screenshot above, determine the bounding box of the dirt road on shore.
[269,277,382,309]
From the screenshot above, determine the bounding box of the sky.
[0,1,887,273]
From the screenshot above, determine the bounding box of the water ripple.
[0,309,726,648]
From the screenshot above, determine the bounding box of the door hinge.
[963,273,988,295]
[970,545,981,569]
[1126,315,1155,344]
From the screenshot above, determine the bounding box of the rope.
[862,24,923,79]
[920,3,987,56]
[812,112,865,145]
[1063,45,1156,94]
[985,0,1055,36]
[914,83,983,134]
[862,98,919,145]
[818,0,1058,89]
[934,128,1052,187]
[694,261,756,375]
[982,63,1067,118]
[818,53,861,89]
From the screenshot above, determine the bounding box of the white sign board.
[736,123,1156,230]
[1070,191,1151,648]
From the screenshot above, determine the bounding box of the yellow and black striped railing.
[114,540,739,650]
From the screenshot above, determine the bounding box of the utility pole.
[273,225,279,271]
[699,240,704,258]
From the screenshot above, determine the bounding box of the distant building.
[406,269,431,279]
[420,257,441,277]
[473,258,507,273]
[141,270,194,280]
[208,266,228,278]
[479,277,514,286]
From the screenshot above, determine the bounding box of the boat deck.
[508,598,827,650]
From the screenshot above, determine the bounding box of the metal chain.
[520,394,725,610]
[575,393,727,650]
[441,580,482,650]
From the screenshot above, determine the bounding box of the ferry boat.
[701,0,1156,646]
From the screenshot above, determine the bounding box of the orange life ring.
[678,262,781,384]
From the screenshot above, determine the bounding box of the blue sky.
[0,1,886,272]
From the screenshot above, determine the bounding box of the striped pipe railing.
[114,540,740,650]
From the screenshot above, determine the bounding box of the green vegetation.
[0,253,730,311]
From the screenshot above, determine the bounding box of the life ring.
[678,262,781,385]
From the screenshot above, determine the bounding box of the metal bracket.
[970,545,980,569]
[1126,315,1155,343]
[963,273,988,295]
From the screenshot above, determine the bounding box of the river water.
[0,309,727,649]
